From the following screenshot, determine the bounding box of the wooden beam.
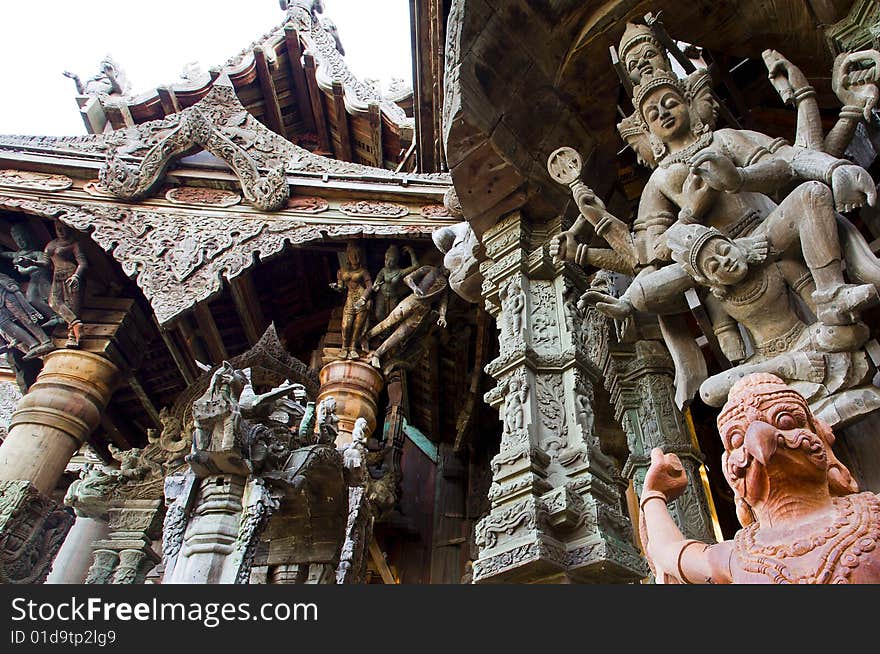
[127,374,162,429]
[368,538,397,584]
[303,53,332,154]
[100,408,136,450]
[193,303,228,364]
[76,95,107,134]
[253,46,287,137]
[330,80,354,162]
[176,314,210,368]
[152,316,195,384]
[103,101,135,129]
[230,272,267,347]
[157,86,181,116]
[284,25,317,134]
[368,101,384,168]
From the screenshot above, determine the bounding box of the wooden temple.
[1,0,879,585]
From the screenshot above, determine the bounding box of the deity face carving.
[640,87,691,143]
[54,221,72,240]
[384,245,399,268]
[718,384,828,501]
[346,243,361,268]
[625,41,667,84]
[696,237,749,286]
[10,224,32,249]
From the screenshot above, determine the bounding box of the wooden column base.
[317,360,385,446]
[0,349,119,495]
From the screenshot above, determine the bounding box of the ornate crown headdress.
[618,22,664,61]
[632,69,689,116]
[665,221,725,285]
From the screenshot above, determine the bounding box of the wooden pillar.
[0,350,119,495]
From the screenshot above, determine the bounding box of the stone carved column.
[110,549,148,584]
[85,499,163,585]
[585,300,716,544]
[46,515,109,584]
[164,475,246,584]
[472,212,645,583]
[84,549,119,584]
[0,350,118,583]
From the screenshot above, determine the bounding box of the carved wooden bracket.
[286,2,413,129]
[99,88,290,211]
[0,196,441,325]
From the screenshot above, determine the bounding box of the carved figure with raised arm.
[0,223,60,330]
[365,244,419,322]
[638,373,879,584]
[550,25,880,409]
[582,221,880,426]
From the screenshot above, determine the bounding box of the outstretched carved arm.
[547,146,636,268]
[706,130,876,212]
[639,448,729,584]
[582,264,693,319]
[401,245,420,275]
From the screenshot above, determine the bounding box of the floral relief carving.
[339,201,408,218]
[0,170,72,192]
[165,187,242,207]
[420,204,452,218]
[0,197,441,325]
[287,196,329,213]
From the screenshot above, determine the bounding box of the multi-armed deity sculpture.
[550,20,880,429]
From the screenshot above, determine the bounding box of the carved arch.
[99,81,289,211]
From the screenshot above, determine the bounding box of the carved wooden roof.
[0,69,454,325]
[71,3,417,172]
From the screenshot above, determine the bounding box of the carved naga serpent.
[100,110,290,211]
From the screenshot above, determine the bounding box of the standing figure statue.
[0,273,55,360]
[638,373,879,584]
[364,244,419,322]
[62,55,130,97]
[44,221,88,349]
[359,265,449,370]
[0,223,60,330]
[504,376,529,436]
[316,396,339,445]
[330,242,372,360]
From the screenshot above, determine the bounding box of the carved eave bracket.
[99,78,289,211]
[285,2,414,133]
[0,195,448,325]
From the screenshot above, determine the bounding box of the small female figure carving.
[329,242,372,360]
[44,221,88,348]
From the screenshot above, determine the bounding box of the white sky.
[0,0,413,136]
